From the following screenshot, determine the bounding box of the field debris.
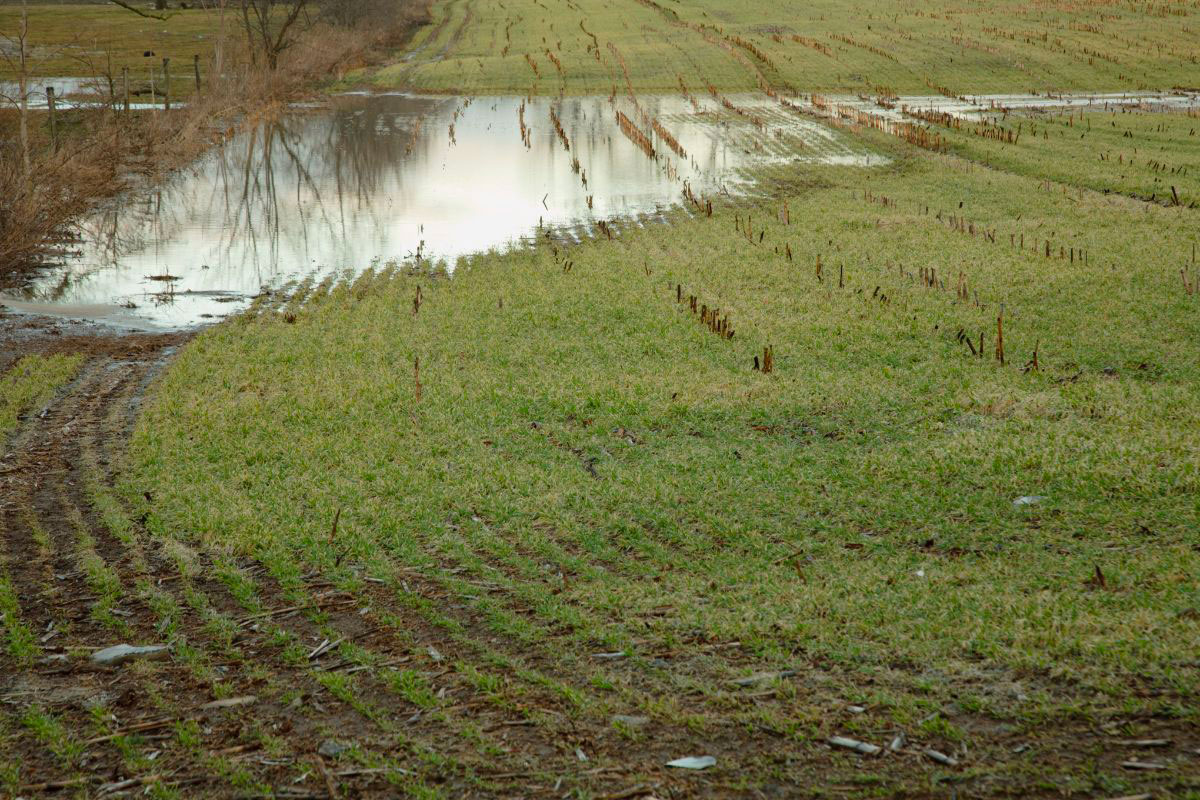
[666,755,716,770]
[728,669,796,687]
[318,740,353,758]
[611,715,650,727]
[90,643,169,666]
[830,736,882,755]
[924,749,959,766]
[197,695,258,711]
[307,637,344,660]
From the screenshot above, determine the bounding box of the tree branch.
[107,0,172,20]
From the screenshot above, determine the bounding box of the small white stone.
[90,644,169,666]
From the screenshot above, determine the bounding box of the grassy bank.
[375,0,1200,95]
[124,133,1200,793]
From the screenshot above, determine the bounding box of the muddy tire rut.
[0,324,734,797]
[0,333,567,796]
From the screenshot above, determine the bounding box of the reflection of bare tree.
[23,92,730,315]
[55,96,440,299]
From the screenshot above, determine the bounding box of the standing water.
[2,93,878,327]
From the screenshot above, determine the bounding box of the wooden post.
[995,312,1005,365]
[162,57,170,110]
[122,66,130,113]
[46,86,57,148]
[193,54,201,94]
[149,64,156,109]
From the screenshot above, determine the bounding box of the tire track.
[0,326,607,796]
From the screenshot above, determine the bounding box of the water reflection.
[5,93,876,327]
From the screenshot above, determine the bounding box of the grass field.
[371,0,1200,95]
[2,0,1199,796]
[118,136,1200,793]
[932,108,1200,207]
[0,4,224,85]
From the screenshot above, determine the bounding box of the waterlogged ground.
[830,91,1200,127]
[7,88,1196,328]
[1,92,880,327]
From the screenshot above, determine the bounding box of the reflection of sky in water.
[4,92,879,328]
[821,91,1200,121]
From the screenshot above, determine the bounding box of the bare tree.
[0,1,35,182]
[107,0,171,20]
[238,0,312,70]
[210,0,230,82]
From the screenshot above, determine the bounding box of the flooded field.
[5,0,1200,795]
[7,87,1194,329]
[1,92,879,328]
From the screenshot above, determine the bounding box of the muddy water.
[2,93,878,328]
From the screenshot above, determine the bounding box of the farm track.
[0,322,605,796]
[437,0,476,61]
[361,0,475,89]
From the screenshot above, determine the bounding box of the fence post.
[193,53,201,94]
[162,57,170,110]
[122,66,130,113]
[149,64,156,110]
[46,86,57,148]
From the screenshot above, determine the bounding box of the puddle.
[2,92,880,328]
[810,90,1200,121]
[0,77,100,99]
